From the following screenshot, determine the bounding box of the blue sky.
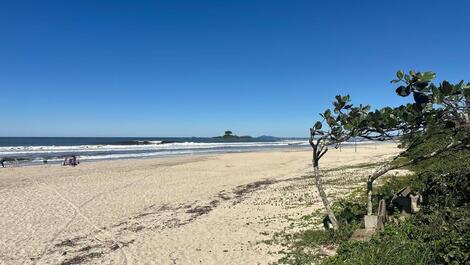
[1,0,469,137]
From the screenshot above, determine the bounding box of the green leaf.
[463,87,470,98]
[454,80,465,91]
[343,123,353,131]
[440,81,453,95]
[419,72,436,82]
[430,83,444,104]
[413,92,430,104]
[413,82,429,92]
[326,116,336,126]
[335,95,342,103]
[404,75,411,83]
[396,86,411,97]
[396,70,404,80]
[314,121,322,130]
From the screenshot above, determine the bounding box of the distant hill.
[255,135,280,141]
[213,135,253,139]
[213,131,279,141]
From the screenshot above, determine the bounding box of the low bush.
[273,128,470,265]
[323,219,433,265]
[320,129,470,265]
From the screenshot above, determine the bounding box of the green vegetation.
[272,130,470,264]
[309,70,470,225]
[322,219,434,265]
[224,130,234,138]
[267,192,365,264]
[213,130,253,139]
[323,130,470,265]
[275,71,470,264]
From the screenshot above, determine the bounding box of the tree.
[224,131,233,137]
[363,70,470,215]
[310,70,470,223]
[310,95,370,230]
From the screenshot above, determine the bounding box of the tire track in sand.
[32,178,129,265]
[31,167,169,265]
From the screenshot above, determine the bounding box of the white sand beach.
[0,144,399,265]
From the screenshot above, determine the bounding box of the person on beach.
[63,156,79,166]
[0,158,4,168]
[63,156,74,166]
[71,156,79,166]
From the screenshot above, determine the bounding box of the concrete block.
[364,215,378,229]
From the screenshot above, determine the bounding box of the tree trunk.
[367,177,374,215]
[366,163,394,215]
[465,99,470,123]
[365,139,464,215]
[313,159,339,230]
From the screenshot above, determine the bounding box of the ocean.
[0,137,310,165]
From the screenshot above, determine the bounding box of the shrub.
[319,129,470,265]
[322,219,433,265]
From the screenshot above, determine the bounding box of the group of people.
[63,155,80,166]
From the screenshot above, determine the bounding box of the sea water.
[0,137,310,165]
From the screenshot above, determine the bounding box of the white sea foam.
[0,140,309,156]
[1,139,390,165]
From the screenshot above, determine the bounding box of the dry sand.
[0,144,399,265]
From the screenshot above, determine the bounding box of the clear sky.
[1,0,469,137]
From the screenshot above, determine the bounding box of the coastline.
[0,144,399,264]
[0,139,392,167]
[0,138,309,166]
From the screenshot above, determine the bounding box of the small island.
[213,131,253,139]
[212,131,280,141]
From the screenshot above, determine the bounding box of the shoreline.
[0,144,399,264]
[0,146,309,168]
[0,140,393,168]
